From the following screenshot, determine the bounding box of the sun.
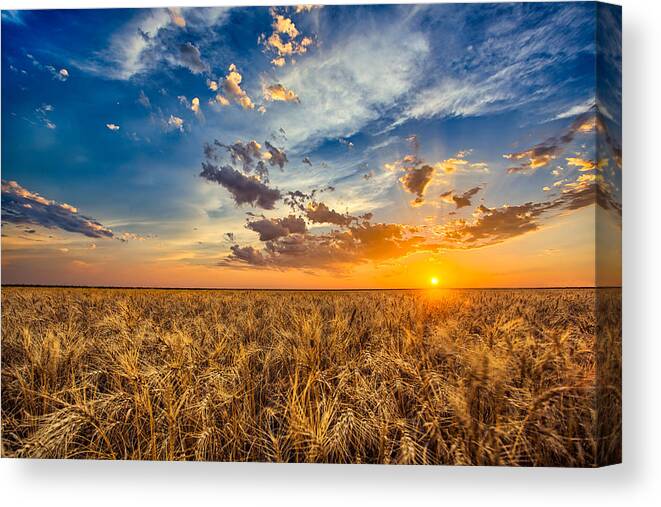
[430,276,439,286]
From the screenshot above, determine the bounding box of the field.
[1,287,621,465]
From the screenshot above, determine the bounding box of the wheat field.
[0,287,621,465]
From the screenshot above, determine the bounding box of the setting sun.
[430,277,439,286]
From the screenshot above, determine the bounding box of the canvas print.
[1,3,621,466]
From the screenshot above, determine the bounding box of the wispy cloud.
[263,17,429,148]
[79,7,228,80]
[398,3,594,125]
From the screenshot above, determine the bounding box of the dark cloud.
[264,141,288,169]
[200,163,282,210]
[399,164,435,206]
[283,187,335,213]
[246,215,306,241]
[229,245,267,265]
[224,162,622,271]
[179,42,207,74]
[202,137,291,210]
[505,109,597,173]
[226,221,416,270]
[439,172,620,248]
[210,139,288,184]
[217,140,263,173]
[441,203,541,246]
[1,180,114,239]
[440,186,482,209]
[137,27,150,42]
[304,202,352,227]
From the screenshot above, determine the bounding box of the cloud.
[116,231,147,242]
[439,186,482,209]
[566,157,607,172]
[82,7,229,80]
[263,141,288,169]
[200,163,282,210]
[1,10,24,25]
[97,9,172,79]
[399,3,596,125]
[106,123,120,131]
[179,42,207,74]
[504,110,597,173]
[304,202,352,226]
[47,66,69,81]
[438,171,620,249]
[262,14,429,148]
[214,94,230,106]
[221,158,621,271]
[225,220,423,270]
[191,97,201,114]
[167,115,184,131]
[246,215,307,241]
[217,140,264,172]
[401,76,515,124]
[201,137,291,210]
[384,138,485,207]
[1,180,114,239]
[167,7,186,28]
[399,165,435,207]
[137,90,151,108]
[221,64,255,110]
[35,103,56,129]
[295,5,321,14]
[439,203,541,247]
[273,13,299,38]
[263,83,300,103]
[554,98,595,120]
[262,8,315,67]
[434,158,467,174]
[229,245,268,265]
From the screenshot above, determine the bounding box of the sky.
[1,2,622,289]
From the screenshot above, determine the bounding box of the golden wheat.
[0,287,621,465]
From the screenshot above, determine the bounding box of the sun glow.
[430,276,439,286]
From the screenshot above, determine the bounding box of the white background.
[1,0,659,505]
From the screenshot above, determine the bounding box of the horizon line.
[1,283,623,292]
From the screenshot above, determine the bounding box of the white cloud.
[401,75,514,123]
[83,7,229,80]
[104,9,171,79]
[398,4,592,125]
[554,98,595,120]
[265,23,429,149]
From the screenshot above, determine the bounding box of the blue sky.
[1,3,622,288]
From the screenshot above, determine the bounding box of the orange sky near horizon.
[1,204,621,289]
